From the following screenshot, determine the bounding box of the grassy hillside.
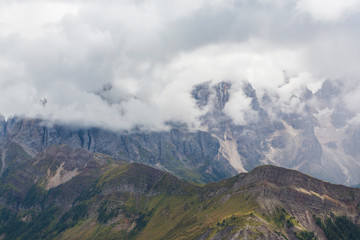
[0,144,359,239]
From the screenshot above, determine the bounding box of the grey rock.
[1,79,360,186]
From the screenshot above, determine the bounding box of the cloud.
[223,83,254,125]
[296,0,360,21]
[0,0,359,130]
[0,1,80,38]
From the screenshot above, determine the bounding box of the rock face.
[193,80,360,185]
[0,119,237,183]
[0,145,359,240]
[234,166,360,219]
[1,80,360,185]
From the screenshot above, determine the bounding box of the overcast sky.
[1,0,360,130]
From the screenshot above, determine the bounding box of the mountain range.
[0,144,359,240]
[1,80,359,186]
[0,79,360,239]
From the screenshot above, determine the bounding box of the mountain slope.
[0,145,359,240]
[1,80,360,186]
[0,118,236,184]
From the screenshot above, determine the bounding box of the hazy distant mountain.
[191,80,360,186]
[0,144,358,240]
[0,80,360,186]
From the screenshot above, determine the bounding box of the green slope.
[0,145,359,240]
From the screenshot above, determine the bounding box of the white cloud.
[0,1,80,37]
[223,85,254,125]
[0,0,359,130]
[296,0,360,21]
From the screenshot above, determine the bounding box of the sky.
[1,0,360,130]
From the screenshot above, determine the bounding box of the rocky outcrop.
[0,119,237,183]
[1,80,360,186]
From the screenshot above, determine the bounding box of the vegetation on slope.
[313,213,360,240]
[0,144,359,239]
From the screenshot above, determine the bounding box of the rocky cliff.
[0,80,359,186]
